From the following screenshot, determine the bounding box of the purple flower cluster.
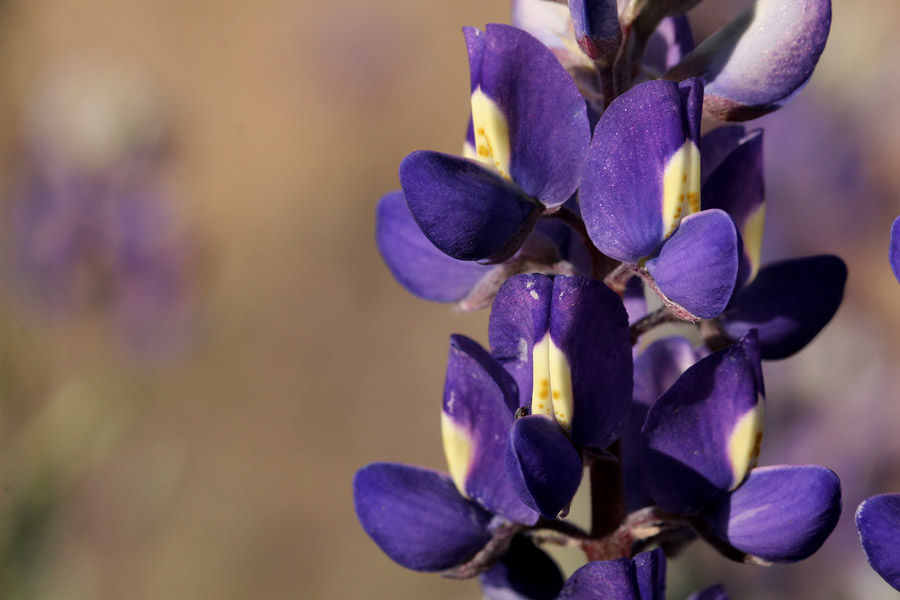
[355,0,861,597]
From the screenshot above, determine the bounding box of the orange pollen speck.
[682,173,687,182]
[477,145,490,157]
[552,390,560,399]
[539,390,549,400]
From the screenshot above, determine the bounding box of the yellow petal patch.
[531,334,574,432]
[441,410,473,499]
[531,335,554,418]
[741,205,766,283]
[471,87,512,180]
[547,339,574,432]
[661,141,701,239]
[727,400,765,490]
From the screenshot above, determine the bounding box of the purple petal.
[569,0,620,61]
[687,585,730,600]
[581,79,702,263]
[641,333,764,515]
[665,0,832,121]
[857,494,900,591]
[623,337,702,511]
[353,463,492,572]
[643,16,694,77]
[506,414,584,519]
[633,548,666,600]
[443,335,538,524]
[557,557,639,600]
[400,151,541,262]
[376,191,493,302]
[891,216,900,284]
[549,276,633,448]
[467,24,590,206]
[722,255,847,360]
[480,535,565,600]
[701,129,764,281]
[489,273,554,409]
[699,126,748,186]
[701,465,841,563]
[644,209,739,320]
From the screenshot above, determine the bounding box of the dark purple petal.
[701,465,841,563]
[633,548,666,600]
[699,126,747,186]
[641,333,764,515]
[443,335,538,525]
[376,191,493,302]
[465,26,487,92]
[557,557,639,600]
[701,129,764,281]
[581,79,702,263]
[891,216,900,285]
[665,0,832,121]
[569,0,620,61]
[687,585,730,600]
[400,151,541,262]
[643,16,694,77]
[644,209,739,320]
[489,274,554,409]
[506,414,584,519]
[468,24,590,206]
[549,276,633,448]
[722,255,847,360]
[480,535,565,600]
[623,337,702,511]
[857,494,900,591]
[353,463,492,572]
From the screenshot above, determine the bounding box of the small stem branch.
[635,268,699,322]
[630,307,680,345]
[698,319,737,352]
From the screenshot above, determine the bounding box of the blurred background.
[0,0,897,598]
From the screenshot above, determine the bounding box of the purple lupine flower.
[354,335,539,573]
[856,494,900,592]
[664,0,832,121]
[639,331,842,563]
[399,24,590,264]
[698,125,847,359]
[7,66,195,360]
[487,273,632,518]
[621,336,705,513]
[579,78,740,320]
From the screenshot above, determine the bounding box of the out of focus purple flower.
[7,64,196,360]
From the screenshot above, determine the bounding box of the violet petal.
[353,463,492,572]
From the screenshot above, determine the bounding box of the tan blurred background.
[0,1,898,599]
